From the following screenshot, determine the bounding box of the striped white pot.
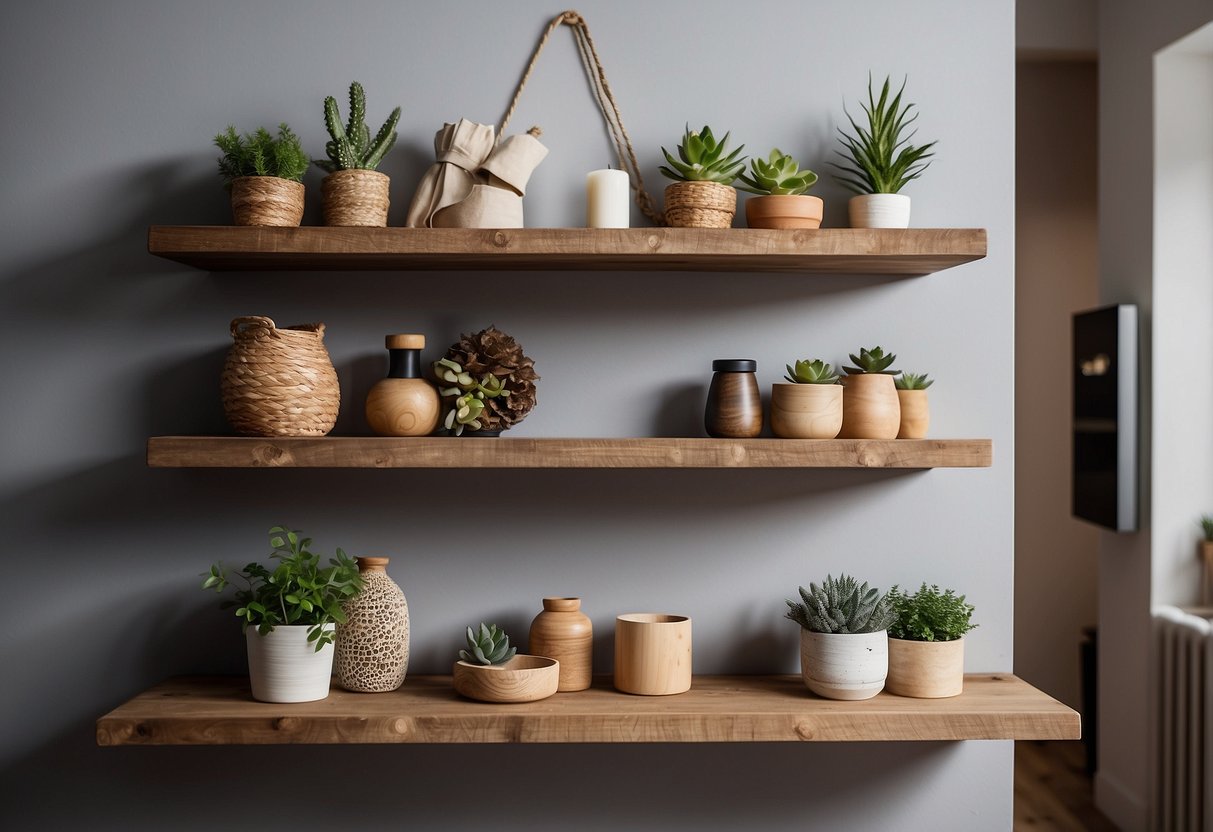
[848,194,911,228]
[246,624,335,703]
[799,629,888,700]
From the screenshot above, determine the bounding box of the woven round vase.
[335,557,410,693]
[229,176,305,227]
[221,316,340,437]
[323,169,390,227]
[663,181,737,228]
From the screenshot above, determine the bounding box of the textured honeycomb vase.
[335,557,410,693]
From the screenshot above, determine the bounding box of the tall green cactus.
[314,81,400,173]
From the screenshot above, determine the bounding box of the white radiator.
[1152,606,1213,832]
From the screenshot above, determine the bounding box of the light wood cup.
[452,655,560,703]
[770,383,843,439]
[614,613,692,695]
[897,389,930,439]
[886,637,964,698]
[838,374,901,439]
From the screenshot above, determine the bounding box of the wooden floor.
[1014,741,1118,831]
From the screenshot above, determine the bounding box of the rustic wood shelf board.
[146,437,993,469]
[147,226,987,274]
[97,674,1078,746]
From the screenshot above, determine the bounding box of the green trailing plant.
[895,371,933,390]
[459,623,517,665]
[886,583,977,642]
[314,81,401,173]
[201,526,363,651]
[833,75,936,195]
[785,359,840,384]
[659,125,746,185]
[738,149,818,196]
[785,574,896,634]
[1200,515,1213,542]
[433,357,510,435]
[843,346,899,375]
[214,124,309,185]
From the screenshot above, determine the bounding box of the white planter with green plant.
[833,75,936,229]
[771,359,842,439]
[659,125,746,228]
[885,584,977,698]
[203,526,363,703]
[738,149,822,230]
[785,574,896,701]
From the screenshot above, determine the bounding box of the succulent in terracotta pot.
[659,124,746,228]
[738,149,822,230]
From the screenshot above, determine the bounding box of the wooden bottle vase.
[365,333,441,436]
[529,597,593,692]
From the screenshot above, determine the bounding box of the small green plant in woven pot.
[660,124,746,228]
[886,584,976,642]
[214,124,309,226]
[785,359,840,384]
[202,526,363,651]
[459,623,518,665]
[786,574,896,634]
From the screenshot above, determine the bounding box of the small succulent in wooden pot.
[894,371,934,439]
[453,623,559,704]
[771,359,842,439]
[838,346,902,439]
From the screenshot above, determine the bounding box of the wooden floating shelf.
[146,437,993,469]
[97,674,1079,746]
[147,226,987,275]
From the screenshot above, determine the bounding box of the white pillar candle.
[586,168,630,228]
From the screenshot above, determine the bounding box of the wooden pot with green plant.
[1200,515,1213,605]
[895,372,933,439]
[885,584,977,698]
[786,574,896,701]
[659,125,746,228]
[452,623,559,703]
[314,81,400,227]
[838,346,902,439]
[201,526,363,703]
[771,359,842,439]
[833,75,936,229]
[214,124,309,226]
[739,149,822,229]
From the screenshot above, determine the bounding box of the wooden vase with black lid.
[365,334,441,436]
[704,359,762,438]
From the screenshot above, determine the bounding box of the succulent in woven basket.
[459,623,517,666]
[659,124,746,185]
[433,326,538,435]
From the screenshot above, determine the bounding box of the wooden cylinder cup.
[886,637,964,699]
[838,373,901,439]
[614,613,692,695]
[770,383,843,439]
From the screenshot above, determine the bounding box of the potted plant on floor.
[738,149,822,229]
[771,359,842,439]
[895,371,933,439]
[832,75,936,228]
[659,125,746,228]
[314,81,401,226]
[885,583,977,698]
[214,123,309,226]
[785,574,896,700]
[202,526,363,703]
[452,623,559,703]
[839,346,902,439]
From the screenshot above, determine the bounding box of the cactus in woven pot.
[433,326,539,435]
[314,81,401,227]
[214,123,309,226]
[659,124,746,228]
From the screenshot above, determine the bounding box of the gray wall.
[0,1,1015,828]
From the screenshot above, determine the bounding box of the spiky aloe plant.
[738,149,818,195]
[314,81,401,172]
[214,124,309,185]
[895,371,933,390]
[785,359,839,384]
[659,125,746,184]
[785,574,896,634]
[459,623,517,665]
[833,75,936,195]
[843,346,899,375]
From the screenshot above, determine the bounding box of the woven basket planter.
[323,169,390,227]
[663,181,737,228]
[221,316,340,437]
[229,177,305,227]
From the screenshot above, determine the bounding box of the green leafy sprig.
[832,75,936,195]
[886,583,976,642]
[214,124,309,185]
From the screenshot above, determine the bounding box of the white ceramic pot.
[799,629,888,700]
[848,194,911,228]
[246,624,335,703]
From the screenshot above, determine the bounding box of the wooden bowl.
[452,655,560,703]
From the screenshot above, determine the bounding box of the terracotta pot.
[839,374,901,439]
[664,181,736,228]
[799,629,887,701]
[896,389,930,439]
[614,613,692,695]
[848,193,911,228]
[323,169,390,227]
[770,383,843,439]
[246,624,334,703]
[230,176,304,227]
[529,597,593,692]
[452,655,560,703]
[745,194,824,230]
[886,637,964,698]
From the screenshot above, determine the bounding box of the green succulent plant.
[785,359,840,384]
[843,346,899,375]
[459,623,517,666]
[1201,515,1213,542]
[738,149,818,196]
[833,75,936,195]
[886,583,977,642]
[214,124,309,185]
[786,574,896,635]
[895,371,933,390]
[433,358,512,435]
[659,125,746,185]
[314,81,401,173]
